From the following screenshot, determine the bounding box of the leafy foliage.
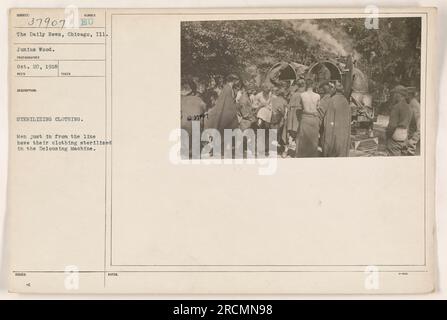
[181,18,421,91]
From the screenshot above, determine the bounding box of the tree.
[181,18,421,91]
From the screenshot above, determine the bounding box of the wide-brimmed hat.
[390,85,408,96]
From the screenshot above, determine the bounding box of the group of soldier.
[181,74,351,158]
[180,74,420,158]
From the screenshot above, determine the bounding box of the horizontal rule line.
[14,43,105,45]
[14,59,106,62]
[12,270,429,273]
[110,12,428,16]
[14,26,105,29]
[111,264,427,267]
[16,75,105,78]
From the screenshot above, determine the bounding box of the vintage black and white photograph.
[180,17,422,159]
[5,6,440,296]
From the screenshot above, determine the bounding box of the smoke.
[290,20,348,57]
